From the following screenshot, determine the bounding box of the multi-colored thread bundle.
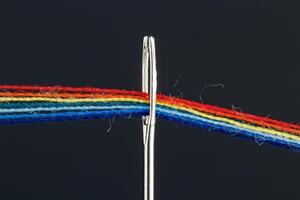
[0,85,300,150]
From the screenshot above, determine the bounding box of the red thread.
[0,85,143,96]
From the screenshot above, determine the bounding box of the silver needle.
[142,36,157,200]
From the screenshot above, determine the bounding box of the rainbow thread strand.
[0,85,300,151]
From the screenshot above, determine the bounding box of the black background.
[0,0,300,199]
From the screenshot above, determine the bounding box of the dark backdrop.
[0,0,300,199]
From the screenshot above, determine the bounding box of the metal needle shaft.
[142,36,157,200]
